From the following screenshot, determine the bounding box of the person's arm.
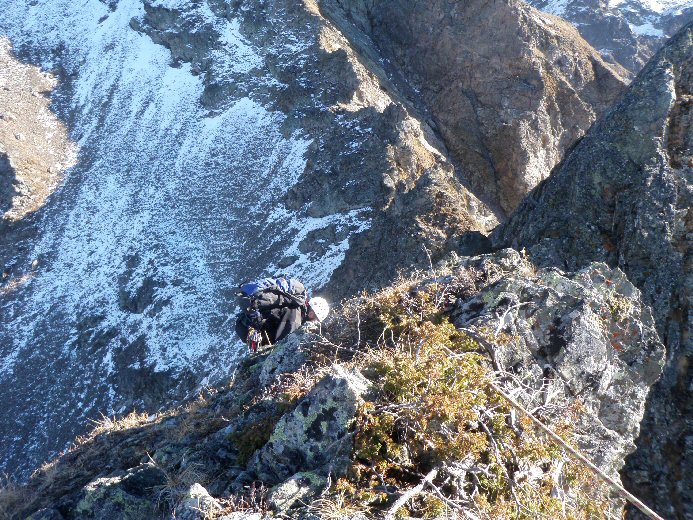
[273,307,303,343]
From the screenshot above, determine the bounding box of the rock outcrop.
[451,253,664,478]
[0,250,665,519]
[495,21,693,519]
[251,365,369,485]
[321,0,628,214]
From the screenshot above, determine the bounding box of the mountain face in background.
[527,0,693,73]
[495,21,693,518]
[0,0,626,480]
[324,0,627,215]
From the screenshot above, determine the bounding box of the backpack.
[236,275,308,314]
[235,276,308,349]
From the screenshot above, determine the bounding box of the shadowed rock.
[494,22,693,519]
[0,152,16,215]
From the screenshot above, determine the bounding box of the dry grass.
[310,264,611,519]
[211,482,269,519]
[0,475,27,520]
[307,490,368,520]
[81,410,153,441]
[151,453,208,512]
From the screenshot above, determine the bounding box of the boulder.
[259,331,314,387]
[25,509,65,520]
[451,259,665,476]
[251,365,370,484]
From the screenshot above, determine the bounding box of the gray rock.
[174,483,222,520]
[266,471,327,514]
[217,515,259,520]
[451,260,665,475]
[251,365,370,484]
[70,473,158,519]
[494,22,693,517]
[217,513,264,520]
[259,331,313,387]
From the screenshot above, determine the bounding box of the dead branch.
[384,466,439,520]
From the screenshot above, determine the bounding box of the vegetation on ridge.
[1,260,619,519]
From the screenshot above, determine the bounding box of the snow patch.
[629,21,665,36]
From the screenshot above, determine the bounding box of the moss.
[326,276,611,518]
[229,412,285,466]
[74,480,155,518]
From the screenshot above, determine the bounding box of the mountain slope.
[0,0,488,480]
[528,0,693,73]
[0,0,627,481]
[495,21,693,518]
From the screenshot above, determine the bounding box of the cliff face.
[528,0,693,74]
[0,251,665,520]
[495,22,693,519]
[322,0,628,215]
[0,0,627,481]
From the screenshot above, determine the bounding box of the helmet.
[309,297,329,322]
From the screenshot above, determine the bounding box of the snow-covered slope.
[528,0,693,72]
[0,0,491,478]
[0,0,626,480]
[0,0,369,478]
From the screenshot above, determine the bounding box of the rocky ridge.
[495,20,693,519]
[321,0,627,215]
[0,0,627,480]
[527,0,693,74]
[0,250,665,519]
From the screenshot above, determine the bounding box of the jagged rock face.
[322,0,627,214]
[0,0,625,482]
[0,0,494,479]
[528,0,693,74]
[451,253,665,478]
[494,23,693,518]
[251,365,369,485]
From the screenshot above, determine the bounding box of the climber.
[234,275,329,352]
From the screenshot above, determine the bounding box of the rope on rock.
[488,381,665,520]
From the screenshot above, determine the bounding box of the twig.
[426,479,478,519]
[355,310,361,348]
[457,327,503,372]
[384,467,439,520]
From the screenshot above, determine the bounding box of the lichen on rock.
[251,365,370,485]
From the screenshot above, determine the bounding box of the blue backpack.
[237,276,307,310]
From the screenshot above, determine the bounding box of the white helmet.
[309,297,329,322]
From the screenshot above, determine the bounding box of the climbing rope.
[488,381,665,520]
